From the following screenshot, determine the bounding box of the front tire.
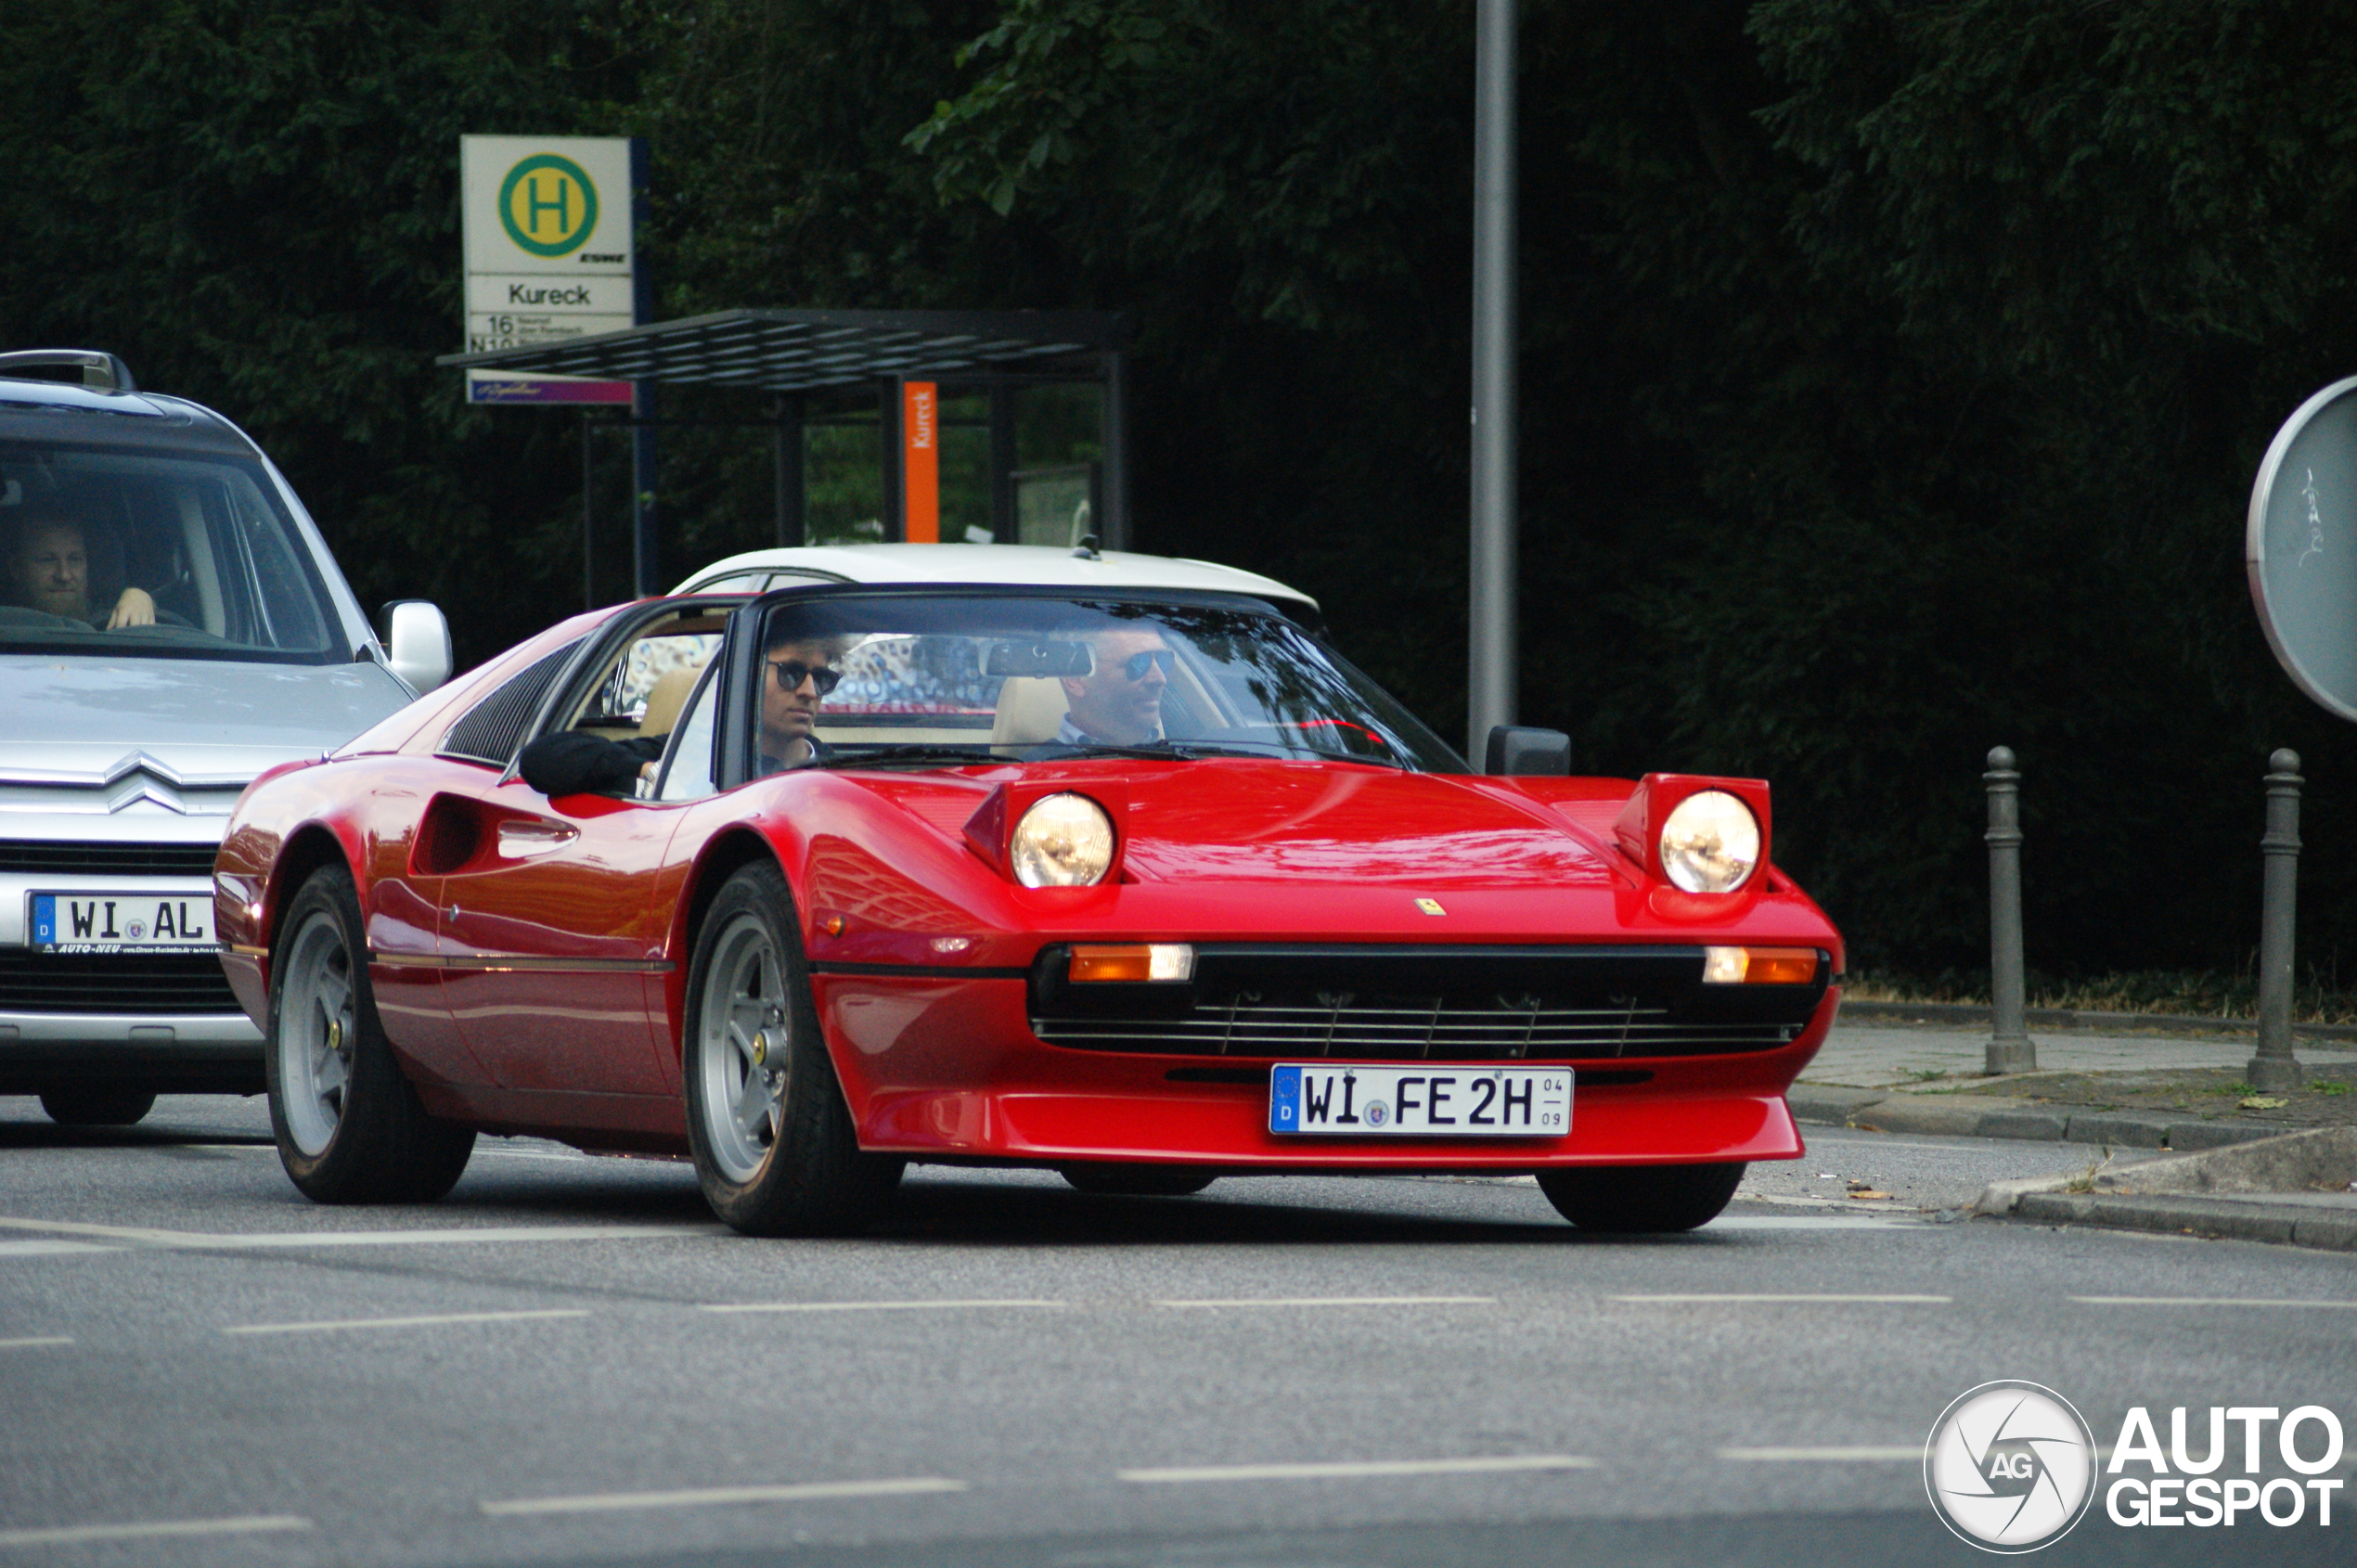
[1059,1165,1217,1197]
[682,862,902,1236]
[266,864,474,1203]
[39,1087,157,1126]
[1537,1162,1745,1233]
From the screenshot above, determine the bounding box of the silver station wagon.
[0,351,450,1125]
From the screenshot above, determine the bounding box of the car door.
[434,783,682,1098]
[431,605,730,1101]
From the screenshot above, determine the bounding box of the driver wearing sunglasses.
[1056,626,1174,748]
[758,634,844,774]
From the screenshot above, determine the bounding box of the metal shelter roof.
[437,308,1126,392]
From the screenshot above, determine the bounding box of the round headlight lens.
[1011,793,1115,888]
[1657,790,1760,893]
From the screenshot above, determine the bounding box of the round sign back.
[2250,375,2357,722]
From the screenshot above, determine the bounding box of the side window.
[654,662,722,801]
[438,640,581,767]
[692,572,771,595]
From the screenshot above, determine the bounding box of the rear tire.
[266,864,475,1203]
[38,1087,157,1126]
[1059,1166,1217,1197]
[1537,1162,1745,1233]
[682,861,902,1237]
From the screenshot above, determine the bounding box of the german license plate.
[1269,1064,1571,1137]
[32,893,215,954]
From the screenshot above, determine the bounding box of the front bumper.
[0,1009,263,1093]
[815,970,1837,1170]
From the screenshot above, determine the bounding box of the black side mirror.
[1485,726,1572,777]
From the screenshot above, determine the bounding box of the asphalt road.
[2,1097,2351,1568]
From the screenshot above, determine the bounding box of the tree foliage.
[6,0,2357,977]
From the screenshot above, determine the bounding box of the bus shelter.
[440,308,1130,596]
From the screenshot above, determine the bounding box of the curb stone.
[1789,1086,2291,1150]
[2008,1191,2357,1253]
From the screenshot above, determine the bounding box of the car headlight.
[1011,792,1115,887]
[1657,790,1760,893]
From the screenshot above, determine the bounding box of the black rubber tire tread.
[1058,1165,1217,1197]
[266,864,475,1204]
[38,1087,158,1126]
[682,860,902,1237]
[1536,1162,1747,1233]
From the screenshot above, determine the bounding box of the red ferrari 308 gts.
[214,545,1843,1236]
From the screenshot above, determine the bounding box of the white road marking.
[0,1217,718,1251]
[1720,1446,1922,1461]
[1120,1455,1595,1484]
[1611,1293,1950,1304]
[702,1299,1064,1314]
[1705,1215,1927,1229]
[0,1336,72,1350]
[1155,1295,1495,1309]
[2070,1296,2357,1309]
[0,1515,310,1549]
[225,1309,590,1336]
[481,1478,965,1515]
[0,1240,119,1258]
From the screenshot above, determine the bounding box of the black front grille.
[0,953,242,1014]
[0,841,220,877]
[1031,944,1825,1063]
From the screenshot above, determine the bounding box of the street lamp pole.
[1469,0,1518,760]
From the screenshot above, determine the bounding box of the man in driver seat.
[1056,625,1172,748]
[4,507,157,628]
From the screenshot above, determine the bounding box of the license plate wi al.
[32,893,215,954]
[1269,1064,1571,1137]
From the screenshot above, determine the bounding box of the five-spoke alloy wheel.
[266,864,474,1203]
[683,861,901,1236]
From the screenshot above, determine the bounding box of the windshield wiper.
[810,743,1012,769]
[1043,739,1409,768]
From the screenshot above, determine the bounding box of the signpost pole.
[774,396,804,547]
[628,136,658,597]
[582,410,595,610]
[1468,0,1518,760]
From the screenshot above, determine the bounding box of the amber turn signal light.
[1701,945,1819,984]
[1069,943,1195,983]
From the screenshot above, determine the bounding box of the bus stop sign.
[2249,375,2357,721]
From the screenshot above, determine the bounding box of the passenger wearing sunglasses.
[757,634,844,774]
[1056,627,1174,749]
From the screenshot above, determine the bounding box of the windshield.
[754,592,1465,773]
[0,441,343,662]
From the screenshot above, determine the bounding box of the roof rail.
[0,350,137,392]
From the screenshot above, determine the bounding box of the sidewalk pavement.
[1792,1013,2357,1252]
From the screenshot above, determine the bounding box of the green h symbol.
[526,173,572,238]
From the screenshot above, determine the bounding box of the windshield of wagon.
[0,440,342,662]
[755,592,1466,773]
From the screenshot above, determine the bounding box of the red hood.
[1110,763,1616,888]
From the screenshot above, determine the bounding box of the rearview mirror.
[985,639,1093,678]
[385,600,452,693]
[1485,726,1571,777]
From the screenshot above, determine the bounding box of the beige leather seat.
[638,661,707,738]
[989,676,1070,746]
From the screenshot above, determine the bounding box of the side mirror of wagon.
[383,600,453,694]
[1485,725,1571,777]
